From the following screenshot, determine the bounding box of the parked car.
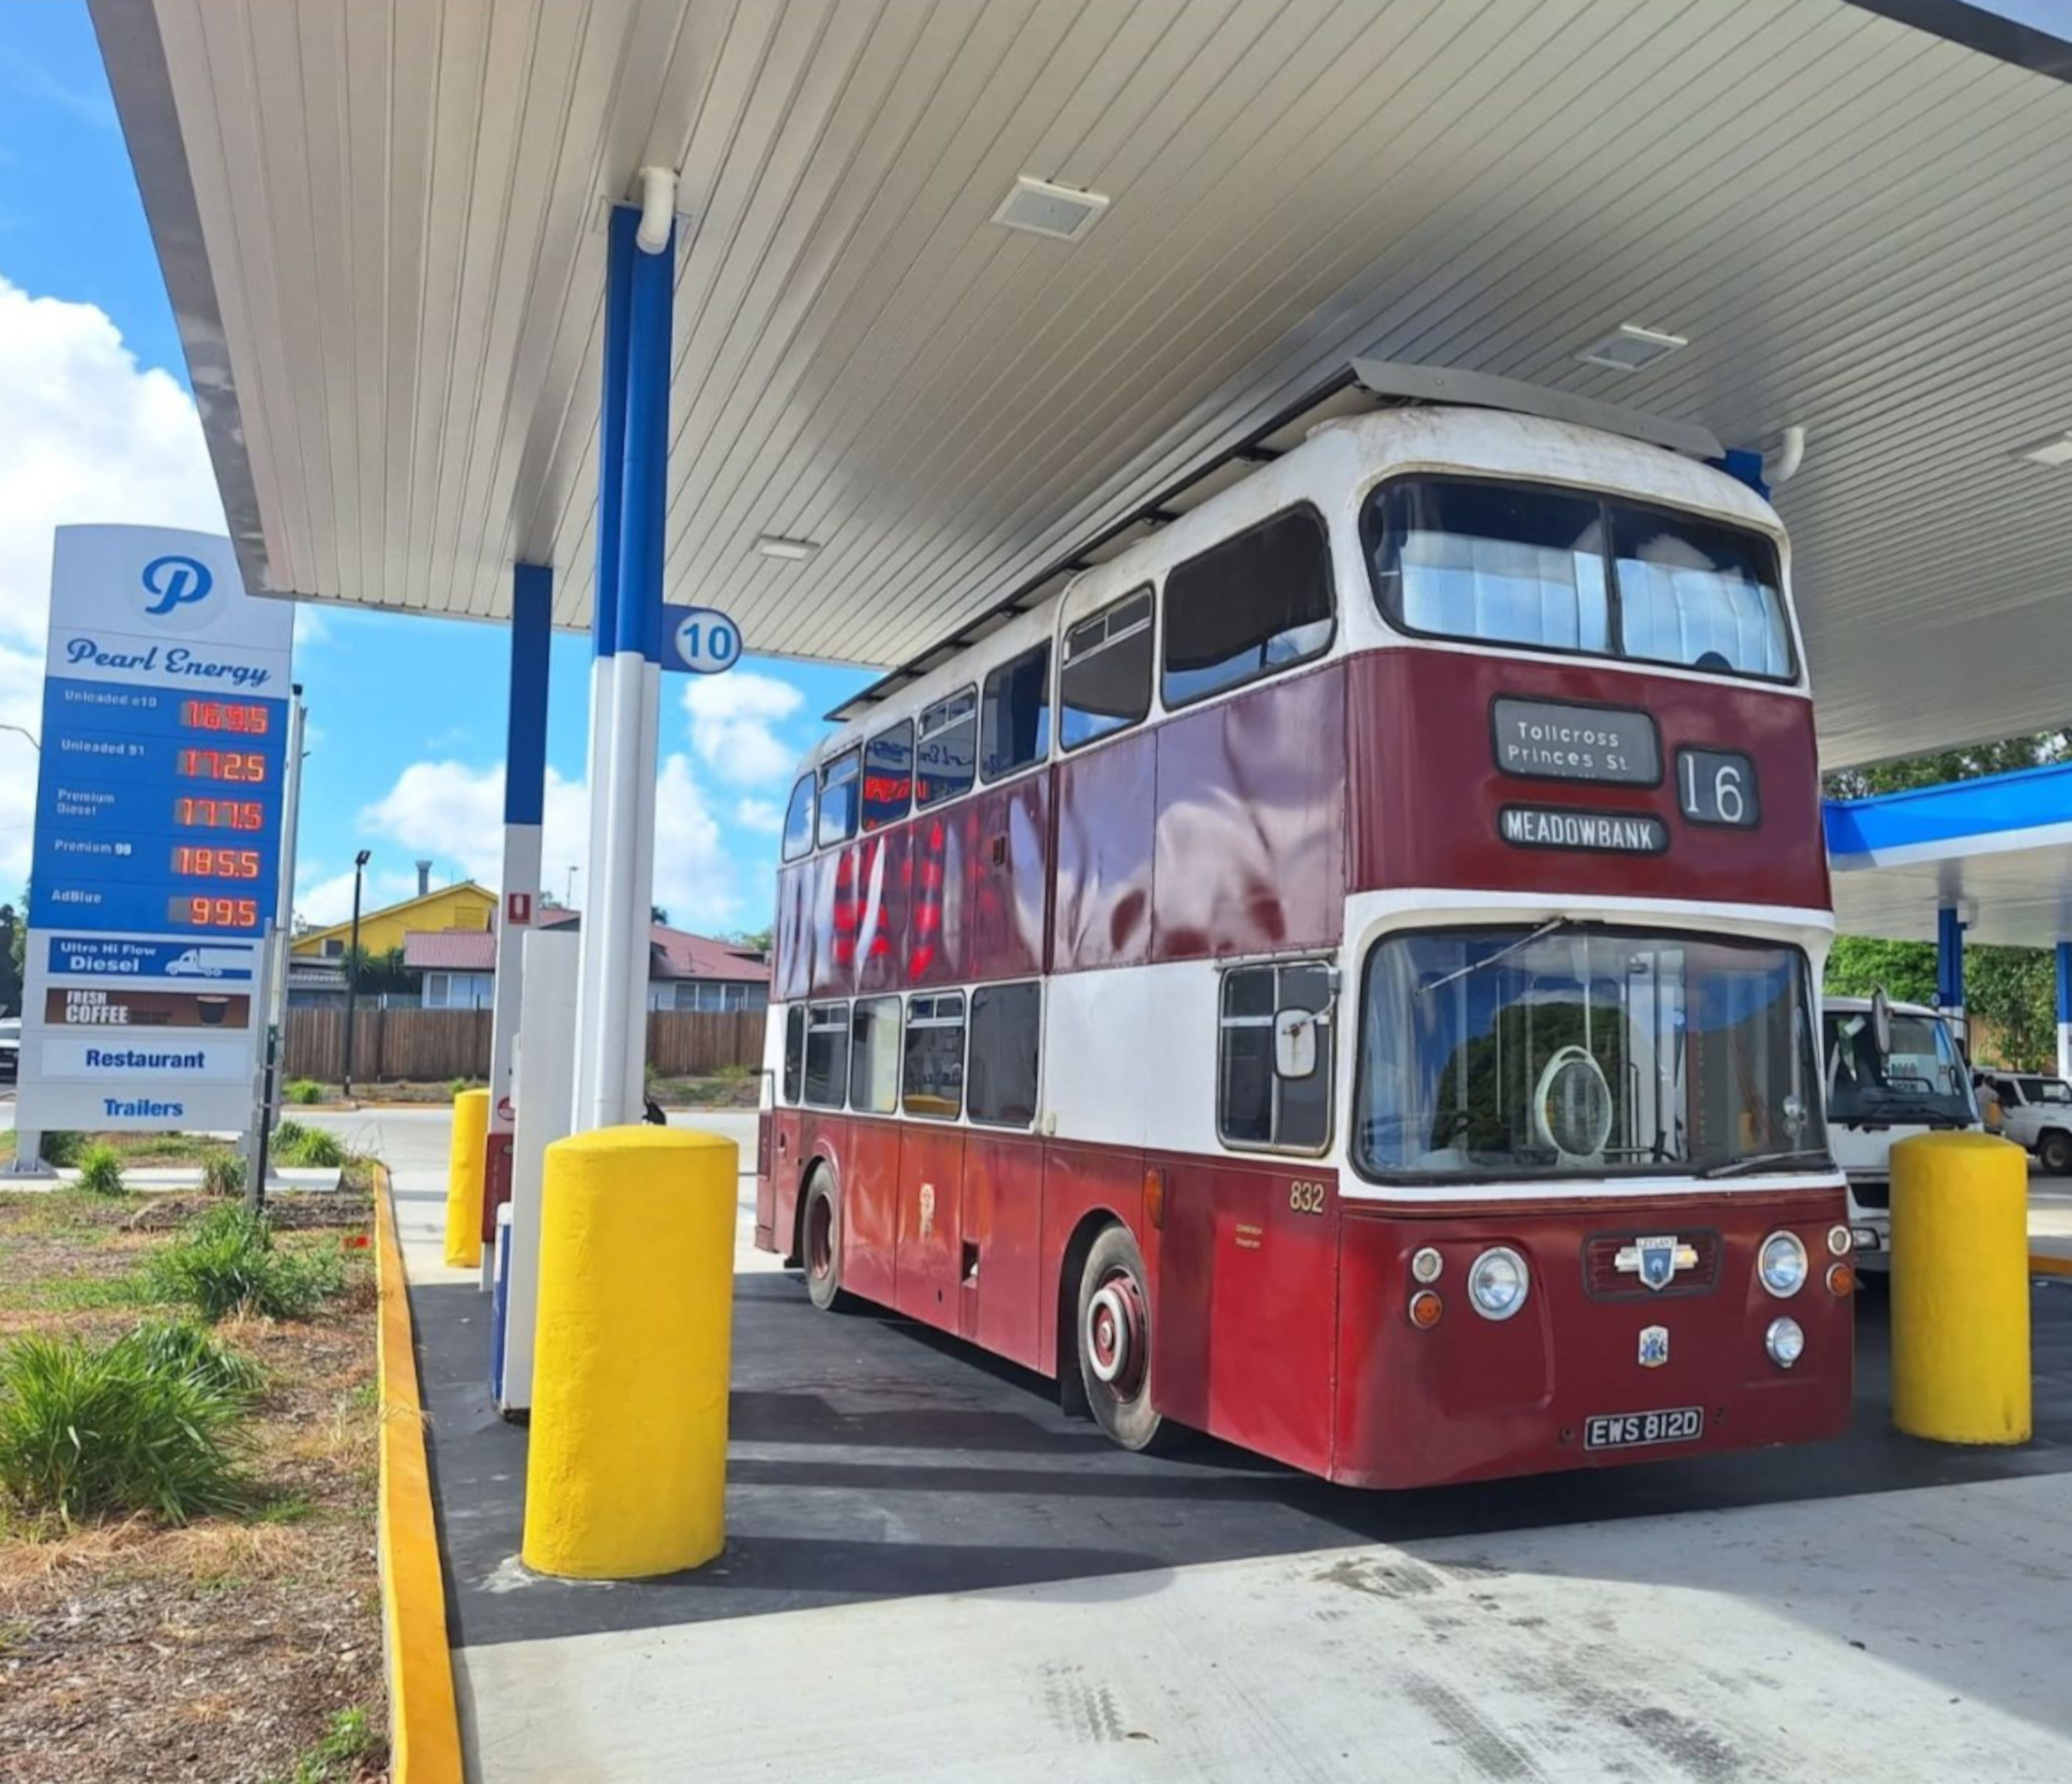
[1982,1071,2072,1173]
[1823,991,1979,1269]
[0,1016,18,1084]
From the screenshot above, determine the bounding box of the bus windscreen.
[1354,925,1824,1181]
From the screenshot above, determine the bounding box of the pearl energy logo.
[141,554,215,618]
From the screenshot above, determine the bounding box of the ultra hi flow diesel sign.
[17,526,293,1134]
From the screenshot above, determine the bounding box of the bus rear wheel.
[1076,1226,1173,1453]
[801,1175,845,1312]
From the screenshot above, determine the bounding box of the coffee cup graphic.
[195,996,230,1026]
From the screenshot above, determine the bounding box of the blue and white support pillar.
[576,167,676,1132]
[2056,942,2072,1082]
[1936,904,1967,1021]
[485,562,552,1275]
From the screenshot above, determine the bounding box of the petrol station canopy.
[91,0,2072,770]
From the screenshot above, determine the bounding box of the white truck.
[1823,991,1979,1270]
[1979,1070,2072,1174]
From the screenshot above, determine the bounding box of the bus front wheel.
[801,1174,845,1312]
[1076,1226,1173,1453]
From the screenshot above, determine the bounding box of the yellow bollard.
[1890,1130,2031,1445]
[522,1126,738,1578]
[443,1088,490,1269]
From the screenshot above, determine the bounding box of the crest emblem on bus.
[1638,1324,1669,1369]
[1615,1234,1697,1292]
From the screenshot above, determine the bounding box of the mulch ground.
[0,1190,385,1783]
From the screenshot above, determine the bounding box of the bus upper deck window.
[1162,507,1334,708]
[818,748,861,848]
[781,773,816,863]
[1614,507,1791,679]
[916,686,977,808]
[863,721,914,831]
[1060,586,1153,749]
[980,642,1051,782]
[1370,479,1608,654]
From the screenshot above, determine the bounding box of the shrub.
[274,1706,380,1784]
[116,1319,264,1401]
[276,1127,346,1170]
[38,1131,85,1168]
[447,1075,472,1098]
[272,1118,309,1153]
[0,1331,249,1524]
[201,1151,246,1198]
[284,1079,325,1106]
[76,1143,125,1198]
[145,1205,346,1323]
[713,1063,754,1082]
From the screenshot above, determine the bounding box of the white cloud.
[733,797,784,836]
[348,750,740,931]
[0,275,226,893]
[682,669,806,785]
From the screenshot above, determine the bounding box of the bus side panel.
[894,1123,966,1332]
[807,848,846,996]
[854,829,908,994]
[773,865,811,1001]
[840,1117,902,1309]
[906,810,971,988]
[1151,1155,1336,1476]
[1038,1141,1145,1382]
[767,1108,805,1258]
[1053,730,1156,974]
[960,1130,1044,1370]
[1151,663,1345,962]
[958,776,1050,983]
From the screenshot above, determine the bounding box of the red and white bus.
[757,367,1851,1489]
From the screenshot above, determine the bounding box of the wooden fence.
[283,1006,765,1083]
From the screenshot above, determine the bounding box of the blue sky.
[0,2,866,937]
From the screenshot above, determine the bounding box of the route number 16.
[1676,747,1758,829]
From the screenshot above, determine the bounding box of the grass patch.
[120,1318,264,1401]
[202,1151,246,1197]
[144,1206,346,1323]
[0,1329,251,1524]
[77,1142,126,1198]
[283,1079,326,1106]
[273,1124,346,1170]
[269,1706,380,1784]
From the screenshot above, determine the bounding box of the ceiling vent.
[2016,431,2072,468]
[1576,323,1688,372]
[991,175,1111,243]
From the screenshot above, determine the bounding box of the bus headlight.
[1467,1247,1528,1321]
[1758,1230,1808,1297]
[1765,1316,1805,1369]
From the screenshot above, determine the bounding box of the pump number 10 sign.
[662,605,742,676]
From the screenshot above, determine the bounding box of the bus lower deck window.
[903,991,966,1119]
[782,1006,806,1104]
[968,982,1040,1127]
[1218,962,1332,1151]
[803,1002,850,1108]
[850,996,902,1114]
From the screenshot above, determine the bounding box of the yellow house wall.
[291,885,497,957]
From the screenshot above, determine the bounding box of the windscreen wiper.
[1418,918,1578,996]
[1700,1149,1832,1180]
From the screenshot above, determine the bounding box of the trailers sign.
[1492,697,1658,785]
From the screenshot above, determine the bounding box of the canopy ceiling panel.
[93,0,2072,767]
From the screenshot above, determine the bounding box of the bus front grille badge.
[1615,1234,1696,1291]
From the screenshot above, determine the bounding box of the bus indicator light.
[1408,1290,1443,1330]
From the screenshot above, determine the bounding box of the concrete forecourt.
[250,1104,2072,1784]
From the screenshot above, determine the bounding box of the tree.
[651,904,670,926]
[728,925,774,957]
[341,944,414,996]
[1826,732,2071,1071]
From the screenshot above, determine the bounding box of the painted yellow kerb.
[522,1125,738,1578]
[1890,1131,2031,1446]
[443,1088,489,1268]
[375,1166,465,1784]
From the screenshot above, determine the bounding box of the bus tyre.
[2042,1132,2072,1176]
[802,1175,845,1312]
[1077,1226,1174,1453]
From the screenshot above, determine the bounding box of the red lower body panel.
[1331,1190,1853,1488]
[756,1127,1852,1491]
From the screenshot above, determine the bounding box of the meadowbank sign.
[17,525,293,1134]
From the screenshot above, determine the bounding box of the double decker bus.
[758,361,1850,1488]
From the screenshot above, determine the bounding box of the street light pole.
[342,849,371,1098]
[0,722,38,751]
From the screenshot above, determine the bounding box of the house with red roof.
[400,911,769,1013]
